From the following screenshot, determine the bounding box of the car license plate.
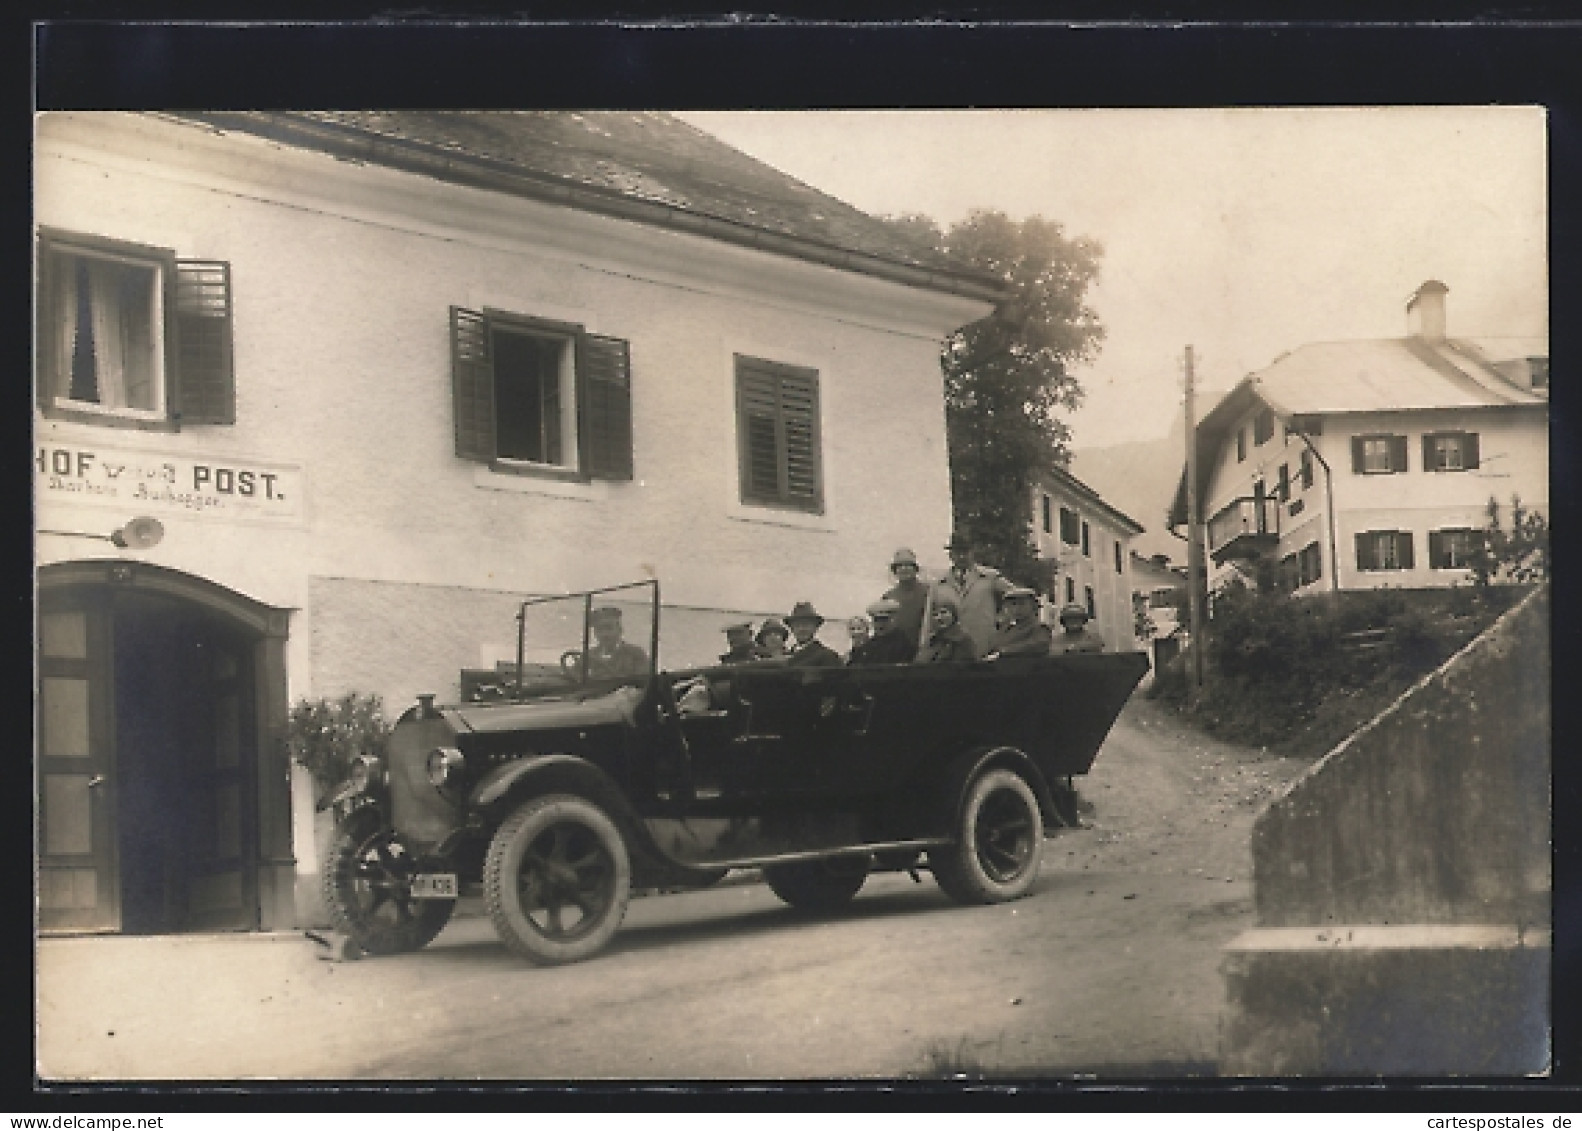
[410,873,458,899]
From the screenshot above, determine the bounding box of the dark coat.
[920,624,978,663]
[848,629,916,666]
[1052,627,1106,654]
[786,639,844,668]
[985,619,1053,658]
[882,578,930,653]
[587,641,650,677]
[718,643,762,665]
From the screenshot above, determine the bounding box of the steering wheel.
[560,649,584,677]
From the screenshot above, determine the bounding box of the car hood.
[442,684,646,734]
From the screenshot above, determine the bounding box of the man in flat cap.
[1052,602,1106,654]
[848,598,915,665]
[719,622,761,665]
[783,602,844,668]
[982,587,1054,659]
[586,606,650,678]
[933,533,1012,659]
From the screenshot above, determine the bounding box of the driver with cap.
[783,602,845,668]
[1052,602,1106,654]
[982,587,1054,659]
[586,606,650,678]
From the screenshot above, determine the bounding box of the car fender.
[937,745,1064,833]
[469,753,668,859]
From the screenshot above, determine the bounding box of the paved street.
[37,698,1311,1082]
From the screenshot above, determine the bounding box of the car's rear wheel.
[321,812,455,955]
[931,767,1044,904]
[485,794,631,965]
[763,855,869,910]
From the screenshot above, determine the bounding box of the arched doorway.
[38,561,293,934]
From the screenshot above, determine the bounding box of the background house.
[34,111,1000,934]
[1167,281,1547,595]
[1031,466,1144,651]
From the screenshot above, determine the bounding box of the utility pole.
[1184,345,1207,703]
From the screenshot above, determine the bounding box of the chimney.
[1407,280,1448,342]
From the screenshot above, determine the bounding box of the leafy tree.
[883,210,1105,587]
[1469,494,1549,586]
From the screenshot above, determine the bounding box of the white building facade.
[1170,282,1548,596]
[34,111,998,934]
[1031,466,1144,651]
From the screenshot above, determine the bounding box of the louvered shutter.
[736,359,821,511]
[171,260,235,425]
[1351,437,1366,474]
[450,307,495,462]
[1422,434,1438,472]
[1277,463,1290,502]
[1429,531,1447,569]
[577,333,633,481]
[1390,435,1409,473]
[1463,432,1480,470]
[1397,532,1415,570]
[1355,532,1374,571]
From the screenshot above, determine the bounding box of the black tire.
[321,812,455,956]
[485,794,631,965]
[763,855,869,910]
[931,767,1044,904]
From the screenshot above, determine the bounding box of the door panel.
[183,626,257,931]
[37,600,119,933]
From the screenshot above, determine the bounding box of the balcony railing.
[1208,496,1281,563]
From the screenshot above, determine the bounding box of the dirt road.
[37,698,1311,1081]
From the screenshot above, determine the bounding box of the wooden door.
[182,621,258,931]
[37,596,119,933]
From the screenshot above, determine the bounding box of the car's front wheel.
[763,855,869,911]
[485,793,631,965]
[930,767,1044,904]
[321,812,455,955]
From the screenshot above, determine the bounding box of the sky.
[678,108,1548,451]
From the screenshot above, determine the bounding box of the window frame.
[486,311,581,474]
[1355,529,1414,572]
[1253,408,1274,446]
[1236,428,1247,462]
[37,229,177,431]
[1081,520,1091,557]
[1041,493,1052,535]
[1429,527,1483,570]
[734,354,825,515]
[1059,506,1080,546]
[1113,540,1123,574]
[1422,431,1480,474]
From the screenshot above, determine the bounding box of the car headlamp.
[348,753,383,792]
[427,746,466,788]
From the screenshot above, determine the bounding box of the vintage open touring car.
[323,581,1148,964]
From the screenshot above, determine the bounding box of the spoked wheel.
[931,768,1044,904]
[763,855,869,911]
[485,794,631,965]
[321,813,455,955]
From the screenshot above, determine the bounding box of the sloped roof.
[1167,334,1547,528]
[171,110,1007,303]
[1040,464,1145,536]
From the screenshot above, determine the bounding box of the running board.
[703,838,950,870]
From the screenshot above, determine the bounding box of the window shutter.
[1429,531,1446,569]
[738,365,781,503]
[1355,532,1374,571]
[1464,432,1480,470]
[778,369,820,507]
[1422,434,1438,472]
[736,359,821,511]
[1277,463,1290,502]
[577,333,633,481]
[1390,435,1408,473]
[450,306,496,463]
[171,260,235,425]
[1397,531,1414,570]
[1351,437,1366,474]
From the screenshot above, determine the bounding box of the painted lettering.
[237,470,255,496]
[193,465,211,490]
[261,472,279,500]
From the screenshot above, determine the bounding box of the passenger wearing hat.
[982,587,1054,659]
[719,622,761,666]
[848,598,915,665]
[754,618,790,661]
[1052,602,1106,654]
[783,602,844,668]
[918,590,978,664]
[933,534,1012,659]
[586,606,650,678]
[881,547,932,656]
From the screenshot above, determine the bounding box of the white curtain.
[84,259,129,410]
[57,256,158,411]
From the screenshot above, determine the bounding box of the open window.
[36,230,234,429]
[450,306,633,481]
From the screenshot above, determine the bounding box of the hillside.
[1069,416,1188,564]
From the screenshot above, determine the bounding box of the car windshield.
[510,582,660,691]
